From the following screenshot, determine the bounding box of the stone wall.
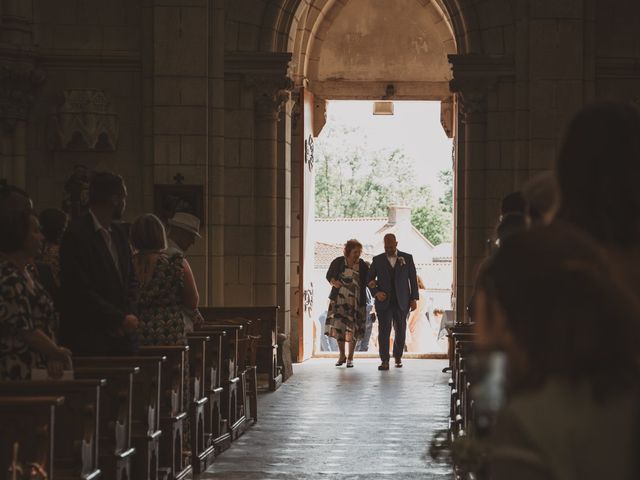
[4,0,640,362]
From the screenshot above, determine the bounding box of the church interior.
[2,0,640,479]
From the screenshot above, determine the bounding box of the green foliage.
[314,122,453,245]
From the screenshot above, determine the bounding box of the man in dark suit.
[59,172,139,355]
[367,233,419,370]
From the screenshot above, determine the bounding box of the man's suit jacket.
[367,250,419,312]
[59,213,137,354]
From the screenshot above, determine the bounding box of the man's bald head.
[383,233,398,256]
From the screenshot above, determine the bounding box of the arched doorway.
[276,0,464,361]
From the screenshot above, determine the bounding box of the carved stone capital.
[0,63,45,133]
[252,76,293,121]
[450,80,488,124]
[448,54,514,124]
[225,51,293,121]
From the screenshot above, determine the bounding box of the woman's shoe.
[335,357,346,366]
[346,359,354,368]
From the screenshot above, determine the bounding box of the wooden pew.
[0,396,64,480]
[75,366,138,480]
[138,345,192,480]
[75,356,165,480]
[185,335,215,473]
[193,324,247,440]
[187,331,230,456]
[0,380,105,480]
[199,306,282,391]
[448,325,477,439]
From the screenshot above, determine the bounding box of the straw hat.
[167,212,201,237]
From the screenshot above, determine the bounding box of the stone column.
[0,0,42,189]
[142,0,210,300]
[208,0,226,305]
[452,83,489,323]
[449,54,515,323]
[253,79,291,306]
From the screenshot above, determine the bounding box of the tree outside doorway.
[311,101,453,357]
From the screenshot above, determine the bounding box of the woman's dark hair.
[39,208,68,244]
[556,102,640,247]
[476,223,640,397]
[500,191,526,216]
[89,171,125,206]
[130,214,167,251]
[344,239,363,257]
[0,208,34,253]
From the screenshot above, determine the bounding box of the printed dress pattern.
[137,253,188,346]
[324,260,366,342]
[0,261,58,380]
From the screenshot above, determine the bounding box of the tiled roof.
[314,216,436,264]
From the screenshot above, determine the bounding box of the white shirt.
[89,209,120,273]
[387,251,398,268]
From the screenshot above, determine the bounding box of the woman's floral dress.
[136,252,192,447]
[137,253,188,346]
[0,261,58,380]
[324,260,366,342]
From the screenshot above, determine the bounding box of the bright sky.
[323,100,453,197]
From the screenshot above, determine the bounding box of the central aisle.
[202,358,452,479]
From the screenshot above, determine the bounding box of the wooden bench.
[138,345,192,480]
[199,306,282,391]
[0,395,64,480]
[75,356,165,480]
[75,366,139,480]
[185,335,215,473]
[0,379,105,480]
[199,318,259,424]
[448,326,478,438]
[188,331,230,456]
[193,324,247,440]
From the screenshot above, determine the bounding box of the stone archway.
[222,0,517,362]
[273,0,465,360]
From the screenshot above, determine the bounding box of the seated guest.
[555,101,640,288]
[164,211,204,331]
[36,208,68,302]
[0,208,72,380]
[59,172,139,355]
[166,212,201,256]
[473,224,640,480]
[130,213,200,346]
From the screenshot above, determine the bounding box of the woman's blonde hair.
[343,238,363,257]
[130,213,167,251]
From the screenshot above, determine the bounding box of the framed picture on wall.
[154,184,204,225]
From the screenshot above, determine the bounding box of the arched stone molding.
[260,0,486,64]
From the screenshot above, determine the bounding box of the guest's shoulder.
[330,255,345,265]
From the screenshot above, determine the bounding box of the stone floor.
[200,358,453,479]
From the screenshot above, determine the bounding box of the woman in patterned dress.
[130,214,201,452]
[324,239,370,368]
[129,214,200,346]
[0,208,72,380]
